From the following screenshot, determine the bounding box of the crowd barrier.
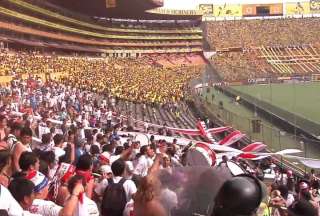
[224,87,320,139]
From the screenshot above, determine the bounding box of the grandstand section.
[2,2,320,216]
[204,18,320,81]
[205,18,320,51]
[0,0,203,54]
[0,50,205,104]
[6,0,200,34]
[200,13,320,173]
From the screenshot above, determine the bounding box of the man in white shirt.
[0,184,33,216]
[9,171,84,216]
[49,96,57,110]
[67,175,99,216]
[106,110,113,129]
[82,117,89,129]
[101,99,107,109]
[93,108,101,120]
[134,145,155,177]
[53,134,66,163]
[95,159,137,202]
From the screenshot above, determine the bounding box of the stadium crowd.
[206,18,320,82]
[0,50,204,104]
[0,75,317,216]
[209,51,270,81]
[206,18,320,50]
[210,47,320,82]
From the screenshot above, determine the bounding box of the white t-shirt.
[29,199,62,216]
[134,155,153,177]
[76,115,82,123]
[61,101,66,110]
[286,193,295,207]
[79,129,85,140]
[73,195,99,216]
[0,185,33,216]
[107,111,112,121]
[123,199,134,216]
[94,176,137,202]
[102,100,107,108]
[49,97,56,108]
[53,147,66,162]
[82,119,89,128]
[160,188,178,216]
[94,110,101,119]
[110,155,121,165]
[111,98,116,107]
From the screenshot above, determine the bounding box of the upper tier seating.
[206,18,320,50]
[7,0,203,34]
[210,46,320,81]
[206,18,320,81]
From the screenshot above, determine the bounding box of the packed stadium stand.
[1,0,320,215]
[0,0,203,55]
[205,18,320,81]
[0,0,206,104]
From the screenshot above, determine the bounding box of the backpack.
[101,178,127,216]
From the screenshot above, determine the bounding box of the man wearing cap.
[99,152,110,167]
[94,164,113,199]
[94,152,112,198]
[9,171,84,216]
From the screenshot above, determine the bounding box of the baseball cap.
[26,170,49,193]
[100,165,112,174]
[99,152,110,164]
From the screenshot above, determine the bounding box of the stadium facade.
[149,0,320,17]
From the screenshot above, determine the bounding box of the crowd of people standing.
[0,49,204,104]
[0,74,317,216]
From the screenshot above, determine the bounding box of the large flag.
[219,130,246,146]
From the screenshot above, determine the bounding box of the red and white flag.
[239,142,267,159]
[219,130,246,146]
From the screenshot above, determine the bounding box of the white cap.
[100,165,112,174]
[99,152,111,164]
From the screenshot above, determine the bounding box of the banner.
[219,130,246,146]
[199,4,214,15]
[310,0,320,12]
[286,2,310,15]
[146,7,203,15]
[214,4,242,17]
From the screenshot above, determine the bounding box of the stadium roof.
[49,0,201,19]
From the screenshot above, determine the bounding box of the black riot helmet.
[212,174,266,216]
